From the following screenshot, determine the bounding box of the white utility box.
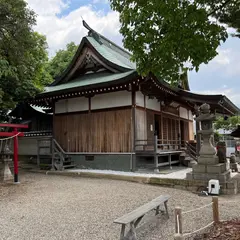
[208,179,220,195]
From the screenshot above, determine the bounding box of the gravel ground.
[0,171,240,240]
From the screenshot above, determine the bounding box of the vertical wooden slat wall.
[54,108,132,152]
[162,115,181,144]
[162,116,168,144]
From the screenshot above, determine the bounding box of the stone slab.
[206,164,227,174]
[226,180,238,189]
[186,172,193,180]
[188,170,231,183]
[218,170,231,182]
[192,164,207,173]
[198,157,219,165]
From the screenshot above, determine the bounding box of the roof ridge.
[82,20,132,58]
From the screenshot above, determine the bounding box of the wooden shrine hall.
[14,20,239,172]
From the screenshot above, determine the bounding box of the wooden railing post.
[174,207,183,240]
[154,134,158,172]
[51,138,55,171]
[154,134,158,153]
[37,139,40,167]
[212,196,219,224]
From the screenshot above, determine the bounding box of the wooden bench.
[114,195,170,240]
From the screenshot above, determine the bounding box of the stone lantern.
[0,143,13,182]
[187,103,231,183]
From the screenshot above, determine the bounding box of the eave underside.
[27,71,139,107]
[28,72,239,117]
[178,90,240,116]
[139,78,239,116]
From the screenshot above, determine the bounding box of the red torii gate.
[0,123,28,183]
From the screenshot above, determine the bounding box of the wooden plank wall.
[54,109,132,152]
[189,121,194,140]
[183,121,190,141]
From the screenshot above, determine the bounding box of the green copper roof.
[42,70,136,94]
[86,36,136,70]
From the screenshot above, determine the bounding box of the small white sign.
[150,124,153,131]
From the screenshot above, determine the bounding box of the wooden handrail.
[135,144,154,147]
[53,138,66,154]
[184,141,197,160]
[185,141,196,150]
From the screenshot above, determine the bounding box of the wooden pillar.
[52,101,55,138]
[212,197,219,224]
[13,128,19,183]
[88,96,91,113]
[131,90,136,171]
[178,117,181,148]
[166,118,169,145]
[154,134,158,172]
[161,114,163,145]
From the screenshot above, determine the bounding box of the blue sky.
[26,0,240,107]
[58,0,111,16]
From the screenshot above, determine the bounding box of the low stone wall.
[40,170,240,195]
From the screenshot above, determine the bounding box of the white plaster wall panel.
[18,138,41,155]
[188,110,193,120]
[68,97,88,112]
[91,91,131,110]
[136,91,145,107]
[146,97,160,111]
[55,99,67,114]
[179,107,188,119]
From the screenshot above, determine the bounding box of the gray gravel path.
[0,172,239,240]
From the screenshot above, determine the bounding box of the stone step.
[62,164,76,169]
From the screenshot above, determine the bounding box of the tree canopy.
[209,0,240,37]
[0,0,52,116]
[214,116,240,131]
[110,0,240,84]
[47,42,78,78]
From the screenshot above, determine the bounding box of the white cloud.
[26,0,240,84]
[92,0,109,3]
[25,0,122,56]
[213,49,231,65]
[26,0,69,16]
[212,47,240,77]
[193,44,240,79]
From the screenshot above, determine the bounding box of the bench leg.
[155,206,160,215]
[134,216,144,228]
[120,224,126,240]
[128,222,137,240]
[164,201,169,219]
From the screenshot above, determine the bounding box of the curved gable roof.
[51,21,136,86]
